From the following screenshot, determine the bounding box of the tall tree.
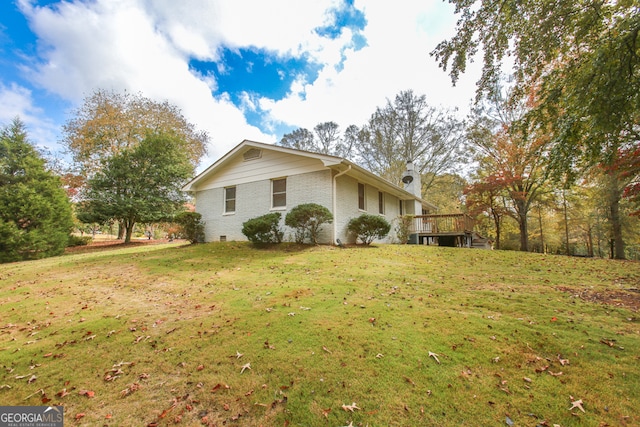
[279,128,316,152]
[278,122,356,159]
[63,89,208,238]
[77,133,192,243]
[467,88,551,251]
[432,0,640,228]
[464,171,510,250]
[355,90,465,190]
[63,90,208,174]
[0,119,73,262]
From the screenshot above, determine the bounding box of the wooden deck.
[408,214,478,247]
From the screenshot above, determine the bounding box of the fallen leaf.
[322,408,331,419]
[27,375,37,384]
[341,402,360,412]
[75,413,85,420]
[78,389,95,398]
[403,376,416,386]
[211,383,230,393]
[569,398,585,413]
[56,388,70,398]
[120,383,140,398]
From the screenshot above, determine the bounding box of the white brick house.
[182,140,436,244]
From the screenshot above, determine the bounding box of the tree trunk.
[606,172,626,260]
[537,205,544,254]
[518,214,529,252]
[610,195,625,260]
[124,220,135,243]
[587,223,594,257]
[492,210,501,250]
[117,221,125,240]
[563,190,570,256]
[514,198,529,251]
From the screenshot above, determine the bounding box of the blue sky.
[0,0,481,167]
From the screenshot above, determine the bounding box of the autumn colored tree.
[63,89,208,238]
[464,172,510,250]
[63,89,208,173]
[77,133,192,243]
[433,0,639,256]
[0,119,73,262]
[467,88,551,251]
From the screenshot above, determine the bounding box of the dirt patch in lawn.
[557,286,640,312]
[65,238,186,254]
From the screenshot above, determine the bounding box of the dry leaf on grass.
[78,389,95,398]
[569,398,585,413]
[341,402,360,412]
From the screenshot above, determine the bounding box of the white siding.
[193,148,328,191]
[334,175,401,244]
[195,169,334,243]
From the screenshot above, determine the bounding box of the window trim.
[224,186,236,214]
[378,191,385,215]
[357,183,366,211]
[271,177,287,209]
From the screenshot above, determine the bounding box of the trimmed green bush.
[347,214,391,245]
[175,211,205,243]
[285,203,333,244]
[242,212,283,245]
[67,235,92,247]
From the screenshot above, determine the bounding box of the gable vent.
[243,148,262,161]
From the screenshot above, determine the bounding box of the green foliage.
[67,234,92,247]
[432,0,639,173]
[347,213,391,245]
[395,215,413,244]
[0,119,73,262]
[174,211,205,243]
[284,203,333,244]
[77,132,192,243]
[242,212,283,245]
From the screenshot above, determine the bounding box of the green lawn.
[1,242,638,426]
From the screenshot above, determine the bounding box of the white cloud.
[14,0,482,167]
[0,82,59,151]
[262,1,482,132]
[18,0,275,163]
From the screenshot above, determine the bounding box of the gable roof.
[182,139,437,210]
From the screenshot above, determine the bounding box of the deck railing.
[408,213,474,235]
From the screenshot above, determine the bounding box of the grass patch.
[1,242,639,426]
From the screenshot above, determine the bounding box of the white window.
[224,186,236,213]
[272,178,286,208]
[358,183,365,210]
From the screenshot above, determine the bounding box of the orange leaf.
[75,413,85,420]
